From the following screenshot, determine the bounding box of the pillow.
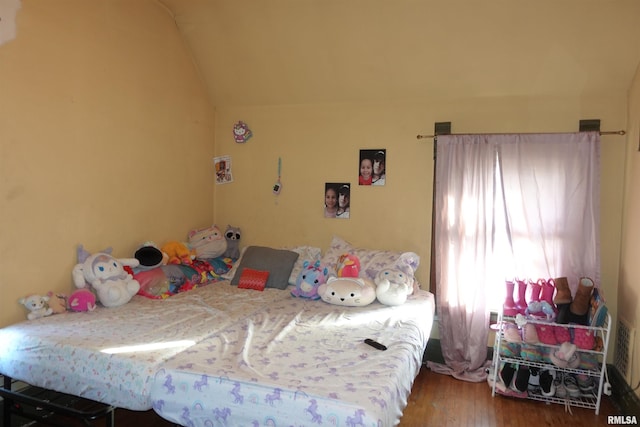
[237,268,269,291]
[320,236,420,282]
[286,246,323,286]
[230,246,299,290]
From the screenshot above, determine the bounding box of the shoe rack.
[490,310,611,414]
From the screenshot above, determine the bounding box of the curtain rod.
[416,130,626,139]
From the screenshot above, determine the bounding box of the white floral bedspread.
[0,283,434,426]
[150,286,435,427]
[0,283,285,410]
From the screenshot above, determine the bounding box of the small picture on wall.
[324,182,350,219]
[359,149,386,186]
[214,155,233,184]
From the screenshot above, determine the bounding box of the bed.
[0,240,435,426]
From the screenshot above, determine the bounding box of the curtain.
[428,132,600,382]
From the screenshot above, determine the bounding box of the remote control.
[364,338,387,351]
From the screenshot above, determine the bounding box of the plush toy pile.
[314,253,416,307]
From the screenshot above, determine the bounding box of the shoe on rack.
[500,363,516,389]
[504,322,522,343]
[550,342,577,369]
[522,323,539,344]
[554,372,567,398]
[576,374,596,395]
[528,367,540,391]
[514,366,530,393]
[539,369,556,397]
[563,373,581,398]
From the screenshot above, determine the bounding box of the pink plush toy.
[337,253,360,278]
[68,289,97,312]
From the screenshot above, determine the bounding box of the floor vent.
[614,317,636,385]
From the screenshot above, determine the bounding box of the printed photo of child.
[359,149,385,186]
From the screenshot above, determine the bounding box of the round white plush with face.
[317,277,376,307]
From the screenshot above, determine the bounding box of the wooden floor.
[9,365,621,427]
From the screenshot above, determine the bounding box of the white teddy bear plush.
[19,294,54,320]
[375,269,414,306]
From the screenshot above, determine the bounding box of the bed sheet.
[150,285,435,427]
[0,283,285,410]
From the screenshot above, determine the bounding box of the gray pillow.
[230,246,299,290]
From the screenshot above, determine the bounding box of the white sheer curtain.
[428,132,600,382]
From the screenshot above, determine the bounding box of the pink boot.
[526,279,542,305]
[514,278,528,315]
[540,279,556,309]
[503,280,518,316]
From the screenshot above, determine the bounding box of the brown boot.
[553,277,572,305]
[569,277,594,316]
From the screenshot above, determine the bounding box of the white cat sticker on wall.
[0,0,21,46]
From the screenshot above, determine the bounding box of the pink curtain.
[428,132,600,382]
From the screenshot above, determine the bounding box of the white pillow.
[320,236,420,282]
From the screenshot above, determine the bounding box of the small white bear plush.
[19,294,54,320]
[375,269,414,306]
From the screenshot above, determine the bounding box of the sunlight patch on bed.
[101,340,196,354]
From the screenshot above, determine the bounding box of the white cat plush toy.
[317,277,376,307]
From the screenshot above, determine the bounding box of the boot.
[540,279,556,308]
[514,278,528,314]
[570,277,594,316]
[553,277,572,305]
[526,280,542,305]
[503,280,518,316]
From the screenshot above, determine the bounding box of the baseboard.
[608,364,640,417]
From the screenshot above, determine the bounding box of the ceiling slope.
[158,0,640,107]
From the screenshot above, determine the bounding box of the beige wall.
[214,95,627,329]
[619,63,640,397]
[0,0,216,327]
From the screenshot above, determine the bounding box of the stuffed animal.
[188,225,227,259]
[18,294,53,320]
[317,276,376,307]
[223,225,241,259]
[134,241,167,270]
[161,241,195,265]
[374,269,414,306]
[46,291,68,314]
[291,260,329,300]
[68,289,97,312]
[72,245,141,308]
[337,253,360,278]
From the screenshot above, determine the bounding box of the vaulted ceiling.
[158,0,640,107]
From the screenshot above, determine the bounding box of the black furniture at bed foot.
[1,375,115,427]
